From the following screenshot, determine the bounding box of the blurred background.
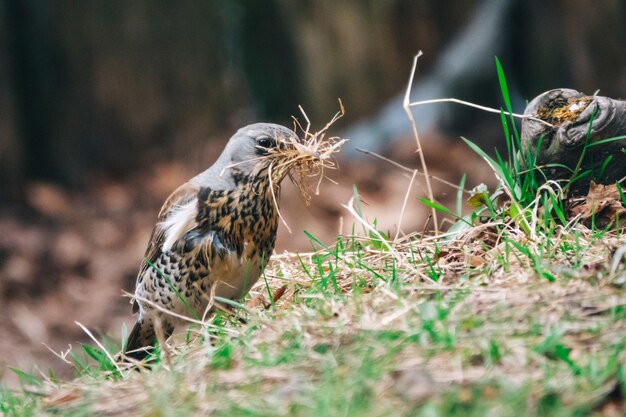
[1,0,624,385]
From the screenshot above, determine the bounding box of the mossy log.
[521,89,626,191]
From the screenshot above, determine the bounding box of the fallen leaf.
[569,182,626,227]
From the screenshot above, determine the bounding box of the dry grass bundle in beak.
[268,102,348,205]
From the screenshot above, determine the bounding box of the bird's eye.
[257,137,273,148]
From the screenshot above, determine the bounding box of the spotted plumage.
[125,123,299,360]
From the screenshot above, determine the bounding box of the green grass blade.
[495,57,512,114]
[566,108,598,191]
[418,197,455,217]
[495,57,520,144]
[304,230,330,251]
[584,134,626,148]
[418,197,471,226]
[10,369,41,387]
[260,252,275,309]
[500,110,513,167]
[597,155,613,180]
[617,183,626,206]
[463,137,521,199]
[508,201,532,236]
[495,150,518,199]
[549,194,567,225]
[462,137,502,178]
[82,344,115,371]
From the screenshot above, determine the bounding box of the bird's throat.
[196,172,279,260]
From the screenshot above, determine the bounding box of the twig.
[42,343,73,365]
[403,52,439,234]
[408,98,554,128]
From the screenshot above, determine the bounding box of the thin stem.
[403,52,439,234]
[409,98,554,128]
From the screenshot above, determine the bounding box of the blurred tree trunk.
[0,2,22,202]
[5,1,72,186]
[1,1,251,194]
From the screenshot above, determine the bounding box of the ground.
[5,218,626,416]
[3,131,625,416]
[0,134,489,388]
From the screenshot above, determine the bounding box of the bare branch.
[408,97,554,128]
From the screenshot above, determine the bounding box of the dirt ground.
[0,134,492,387]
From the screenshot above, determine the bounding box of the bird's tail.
[124,319,156,361]
[124,317,175,361]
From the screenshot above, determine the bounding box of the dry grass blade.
[220,103,347,234]
[125,291,236,333]
[356,147,467,191]
[341,196,437,285]
[403,52,438,234]
[75,321,121,372]
[409,97,554,128]
[264,102,347,232]
[42,343,74,366]
[272,100,347,205]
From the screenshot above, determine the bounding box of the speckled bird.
[125,123,300,360]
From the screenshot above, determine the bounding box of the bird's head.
[227,123,300,163]
[209,120,344,204]
[218,123,315,182]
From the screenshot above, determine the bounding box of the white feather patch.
[161,199,198,252]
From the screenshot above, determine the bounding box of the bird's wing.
[132,181,200,313]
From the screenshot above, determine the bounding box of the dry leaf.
[569,182,626,227]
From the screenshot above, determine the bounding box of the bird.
[124,123,301,360]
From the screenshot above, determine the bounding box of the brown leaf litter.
[569,181,626,228]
